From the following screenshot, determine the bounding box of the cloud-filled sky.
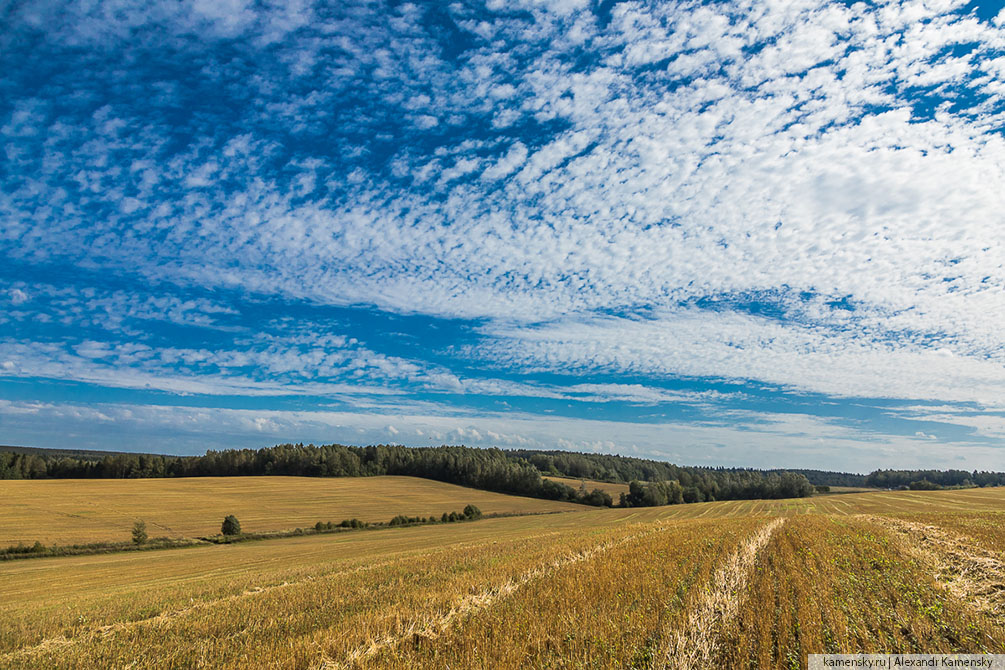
[2,0,1004,472]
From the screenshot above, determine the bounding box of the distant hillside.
[0,475,580,546]
[0,442,815,506]
[4,444,1000,497]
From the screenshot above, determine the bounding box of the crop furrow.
[321,525,666,669]
[651,517,786,670]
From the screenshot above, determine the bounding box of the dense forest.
[4,443,1000,506]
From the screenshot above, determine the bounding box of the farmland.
[0,476,581,546]
[1,483,1004,668]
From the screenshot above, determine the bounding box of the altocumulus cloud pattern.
[2,0,1004,470]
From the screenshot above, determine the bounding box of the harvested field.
[0,476,582,545]
[864,514,1005,626]
[2,483,1005,668]
[717,514,1005,669]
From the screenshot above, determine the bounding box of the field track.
[1,484,1004,668]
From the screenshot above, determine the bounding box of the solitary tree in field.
[221,515,241,536]
[132,520,148,545]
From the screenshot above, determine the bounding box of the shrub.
[2,541,46,556]
[463,504,482,519]
[221,515,241,536]
[339,518,366,529]
[580,489,613,507]
[315,521,325,532]
[132,520,148,545]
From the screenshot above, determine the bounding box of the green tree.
[462,504,482,519]
[221,515,241,536]
[581,488,613,507]
[131,520,148,545]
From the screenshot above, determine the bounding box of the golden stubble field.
[0,475,582,545]
[1,483,1004,669]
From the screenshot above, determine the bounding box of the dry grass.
[716,515,1005,670]
[1,509,671,668]
[0,476,581,545]
[652,518,785,670]
[864,509,1005,554]
[0,508,656,659]
[864,514,1005,626]
[360,516,766,670]
[2,483,1005,668]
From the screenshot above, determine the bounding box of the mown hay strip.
[322,524,669,669]
[651,517,785,670]
[862,515,1005,624]
[0,557,401,665]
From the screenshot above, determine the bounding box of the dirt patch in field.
[864,515,1005,625]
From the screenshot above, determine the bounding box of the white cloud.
[3,0,1005,466]
[473,310,1005,407]
[481,142,529,180]
[8,288,28,305]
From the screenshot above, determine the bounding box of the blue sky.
[2,0,1004,472]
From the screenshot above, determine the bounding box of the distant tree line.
[513,449,816,503]
[765,469,867,487]
[618,471,815,506]
[19,444,1001,506]
[7,445,1000,499]
[0,443,822,505]
[0,444,609,505]
[865,469,1005,490]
